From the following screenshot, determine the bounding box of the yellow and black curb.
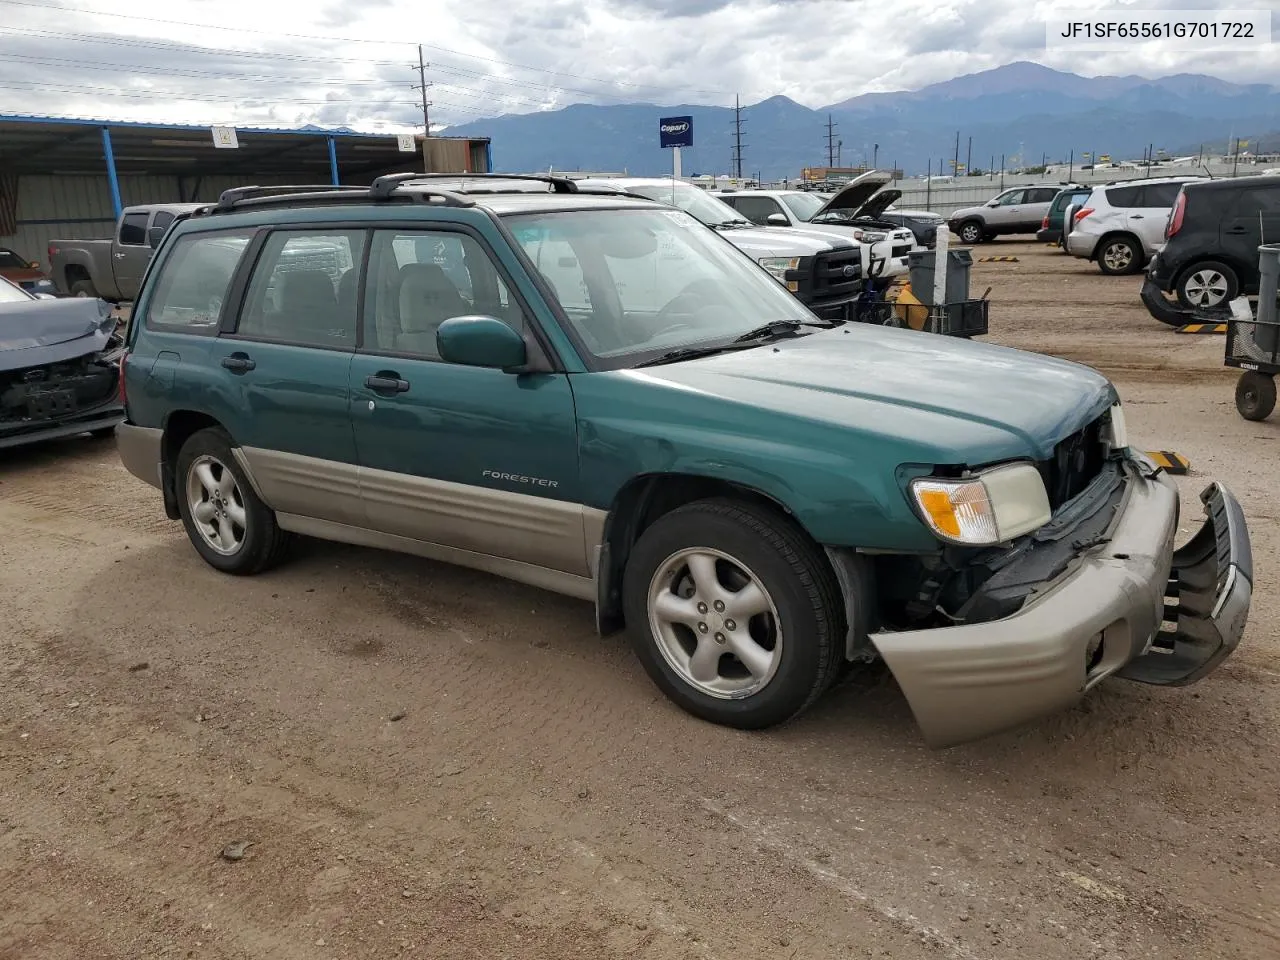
[1174,322,1227,335]
[977,256,1020,263]
[1145,451,1191,475]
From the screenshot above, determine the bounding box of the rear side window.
[1232,185,1280,216]
[1105,186,1142,207]
[143,229,253,332]
[236,230,366,349]
[1142,183,1183,207]
[152,211,176,232]
[1026,188,1058,203]
[118,212,150,246]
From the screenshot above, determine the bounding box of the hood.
[0,296,117,369]
[813,170,894,219]
[629,325,1115,464]
[0,267,49,284]
[712,223,856,259]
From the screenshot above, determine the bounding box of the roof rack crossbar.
[214,184,366,211]
[371,172,581,196]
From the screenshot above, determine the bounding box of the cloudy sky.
[0,0,1273,131]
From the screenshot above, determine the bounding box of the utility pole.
[414,44,432,172]
[825,114,837,168]
[873,143,879,169]
[1233,137,1241,177]
[966,136,972,177]
[732,94,746,180]
[953,130,960,175]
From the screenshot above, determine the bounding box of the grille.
[811,248,862,300]
[1037,415,1107,510]
[892,243,913,259]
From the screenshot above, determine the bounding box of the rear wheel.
[70,278,98,298]
[175,427,291,574]
[1236,372,1276,421]
[957,221,984,244]
[622,498,845,729]
[1097,236,1142,276]
[1176,260,1238,308]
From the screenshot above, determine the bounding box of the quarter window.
[1142,183,1183,207]
[143,229,253,332]
[362,230,521,359]
[1105,186,1142,207]
[236,230,366,348]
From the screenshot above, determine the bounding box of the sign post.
[659,116,693,182]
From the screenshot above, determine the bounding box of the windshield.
[0,249,30,269]
[780,192,827,221]
[622,182,749,228]
[507,207,813,366]
[0,276,33,302]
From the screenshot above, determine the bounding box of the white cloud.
[0,0,1271,130]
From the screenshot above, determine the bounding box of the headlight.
[758,257,800,290]
[910,462,1051,545]
[1107,402,1129,451]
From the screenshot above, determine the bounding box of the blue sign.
[659,116,693,149]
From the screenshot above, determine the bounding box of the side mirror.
[28,261,39,268]
[986,200,1000,207]
[766,212,789,226]
[147,226,166,248]
[436,315,527,370]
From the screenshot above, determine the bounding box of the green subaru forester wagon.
[116,174,1253,747]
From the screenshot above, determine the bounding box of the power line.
[414,44,431,170]
[0,77,412,105]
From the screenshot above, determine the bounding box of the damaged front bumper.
[871,461,1253,748]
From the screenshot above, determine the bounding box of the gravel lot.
[2,240,1277,960]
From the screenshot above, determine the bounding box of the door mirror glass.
[765,212,789,226]
[437,315,527,369]
[147,226,167,248]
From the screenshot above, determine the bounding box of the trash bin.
[908,248,973,306]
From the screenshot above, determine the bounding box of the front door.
[208,227,367,525]
[986,189,1025,230]
[348,226,587,576]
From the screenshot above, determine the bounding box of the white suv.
[1065,176,1205,275]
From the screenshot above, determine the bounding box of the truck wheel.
[1097,236,1142,276]
[70,279,98,298]
[957,221,984,244]
[175,427,291,575]
[622,498,844,730]
[1176,261,1238,308]
[1236,372,1276,421]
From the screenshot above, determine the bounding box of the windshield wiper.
[711,220,751,230]
[731,319,813,343]
[632,343,753,367]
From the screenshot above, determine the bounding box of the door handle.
[113,252,127,259]
[1130,214,1144,219]
[1225,227,1248,235]
[365,373,410,393]
[221,353,255,372]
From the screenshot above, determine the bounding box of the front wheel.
[957,222,984,244]
[622,499,845,729]
[175,427,291,574]
[1236,372,1277,422]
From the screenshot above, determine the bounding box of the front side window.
[507,207,811,366]
[722,194,785,225]
[143,229,253,331]
[994,190,1025,206]
[780,192,827,221]
[363,229,521,359]
[118,212,150,246]
[236,230,365,348]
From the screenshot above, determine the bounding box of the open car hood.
[0,296,118,369]
[814,170,895,219]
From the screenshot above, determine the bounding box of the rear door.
[113,210,153,298]
[1128,181,1183,253]
[206,227,367,526]
[1022,188,1059,229]
[348,225,586,575]
[1222,184,1280,289]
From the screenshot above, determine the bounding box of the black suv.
[1147,175,1280,308]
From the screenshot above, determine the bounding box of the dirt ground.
[2,240,1278,960]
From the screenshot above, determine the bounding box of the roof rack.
[199,180,476,216]
[371,172,582,197]
[213,184,368,211]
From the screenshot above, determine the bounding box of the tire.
[70,279,98,298]
[957,221,984,244]
[1175,260,1239,309]
[1097,236,1143,276]
[622,498,845,730]
[174,427,291,575]
[90,427,117,439]
[1236,372,1277,422]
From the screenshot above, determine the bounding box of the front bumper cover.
[871,469,1252,748]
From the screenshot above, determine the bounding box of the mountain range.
[443,62,1280,179]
